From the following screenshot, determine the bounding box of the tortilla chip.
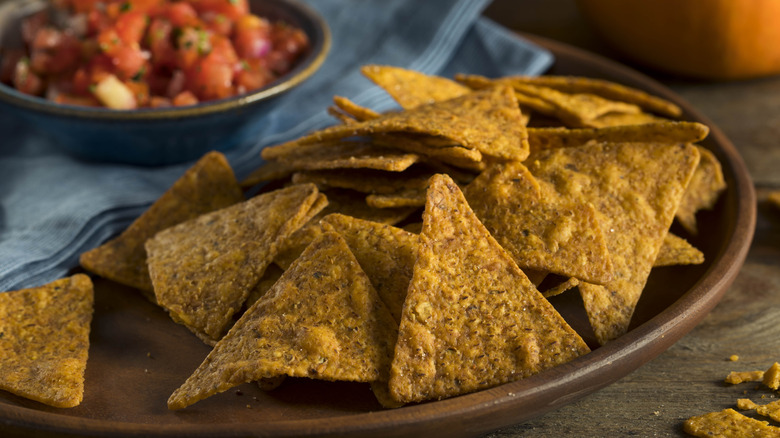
[541,277,580,298]
[464,161,613,285]
[453,74,557,116]
[366,190,426,209]
[167,231,397,410]
[388,174,589,403]
[80,151,243,297]
[0,274,93,408]
[526,142,700,344]
[278,141,421,172]
[514,83,644,127]
[469,75,683,118]
[684,409,780,437]
[527,122,709,153]
[262,86,529,162]
[273,189,417,270]
[654,233,704,267]
[586,111,669,128]
[676,146,727,235]
[361,65,471,109]
[454,75,643,127]
[321,213,418,323]
[332,95,381,121]
[372,134,484,171]
[147,184,320,344]
[292,167,433,195]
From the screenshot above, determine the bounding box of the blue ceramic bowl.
[0,0,330,166]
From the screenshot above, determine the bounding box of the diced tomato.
[233,16,271,60]
[192,0,249,22]
[71,67,92,95]
[115,11,148,44]
[110,45,148,80]
[234,58,273,93]
[146,18,176,68]
[186,53,233,100]
[201,12,232,36]
[172,90,198,106]
[165,2,199,27]
[175,26,209,70]
[149,95,172,107]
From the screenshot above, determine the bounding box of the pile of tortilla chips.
[5,65,726,410]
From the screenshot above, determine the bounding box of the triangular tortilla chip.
[457,74,681,118]
[332,95,381,121]
[0,274,93,408]
[146,184,320,344]
[361,65,471,109]
[80,151,243,297]
[388,174,590,403]
[262,86,529,162]
[463,161,613,285]
[654,233,704,267]
[321,213,418,323]
[167,231,397,410]
[676,146,727,235]
[526,142,700,344]
[527,122,709,154]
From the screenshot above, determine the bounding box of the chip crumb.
[762,362,780,390]
[653,411,660,416]
[737,398,758,410]
[729,355,740,362]
[725,370,765,384]
[246,404,251,409]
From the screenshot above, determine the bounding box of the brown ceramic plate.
[0,34,755,438]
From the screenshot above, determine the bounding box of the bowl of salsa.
[0,0,330,165]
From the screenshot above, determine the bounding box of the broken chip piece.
[0,274,93,408]
[167,231,397,410]
[80,151,244,298]
[684,408,780,437]
[147,184,322,345]
[388,174,589,403]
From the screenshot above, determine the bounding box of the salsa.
[0,0,310,109]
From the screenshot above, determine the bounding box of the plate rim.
[0,33,757,438]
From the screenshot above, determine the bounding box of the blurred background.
[486,0,780,189]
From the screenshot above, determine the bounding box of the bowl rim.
[0,0,331,120]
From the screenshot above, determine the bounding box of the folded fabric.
[0,0,553,292]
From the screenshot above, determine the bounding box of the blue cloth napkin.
[0,0,553,291]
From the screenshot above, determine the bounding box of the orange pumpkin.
[576,0,780,80]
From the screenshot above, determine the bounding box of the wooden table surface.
[481,1,780,436]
